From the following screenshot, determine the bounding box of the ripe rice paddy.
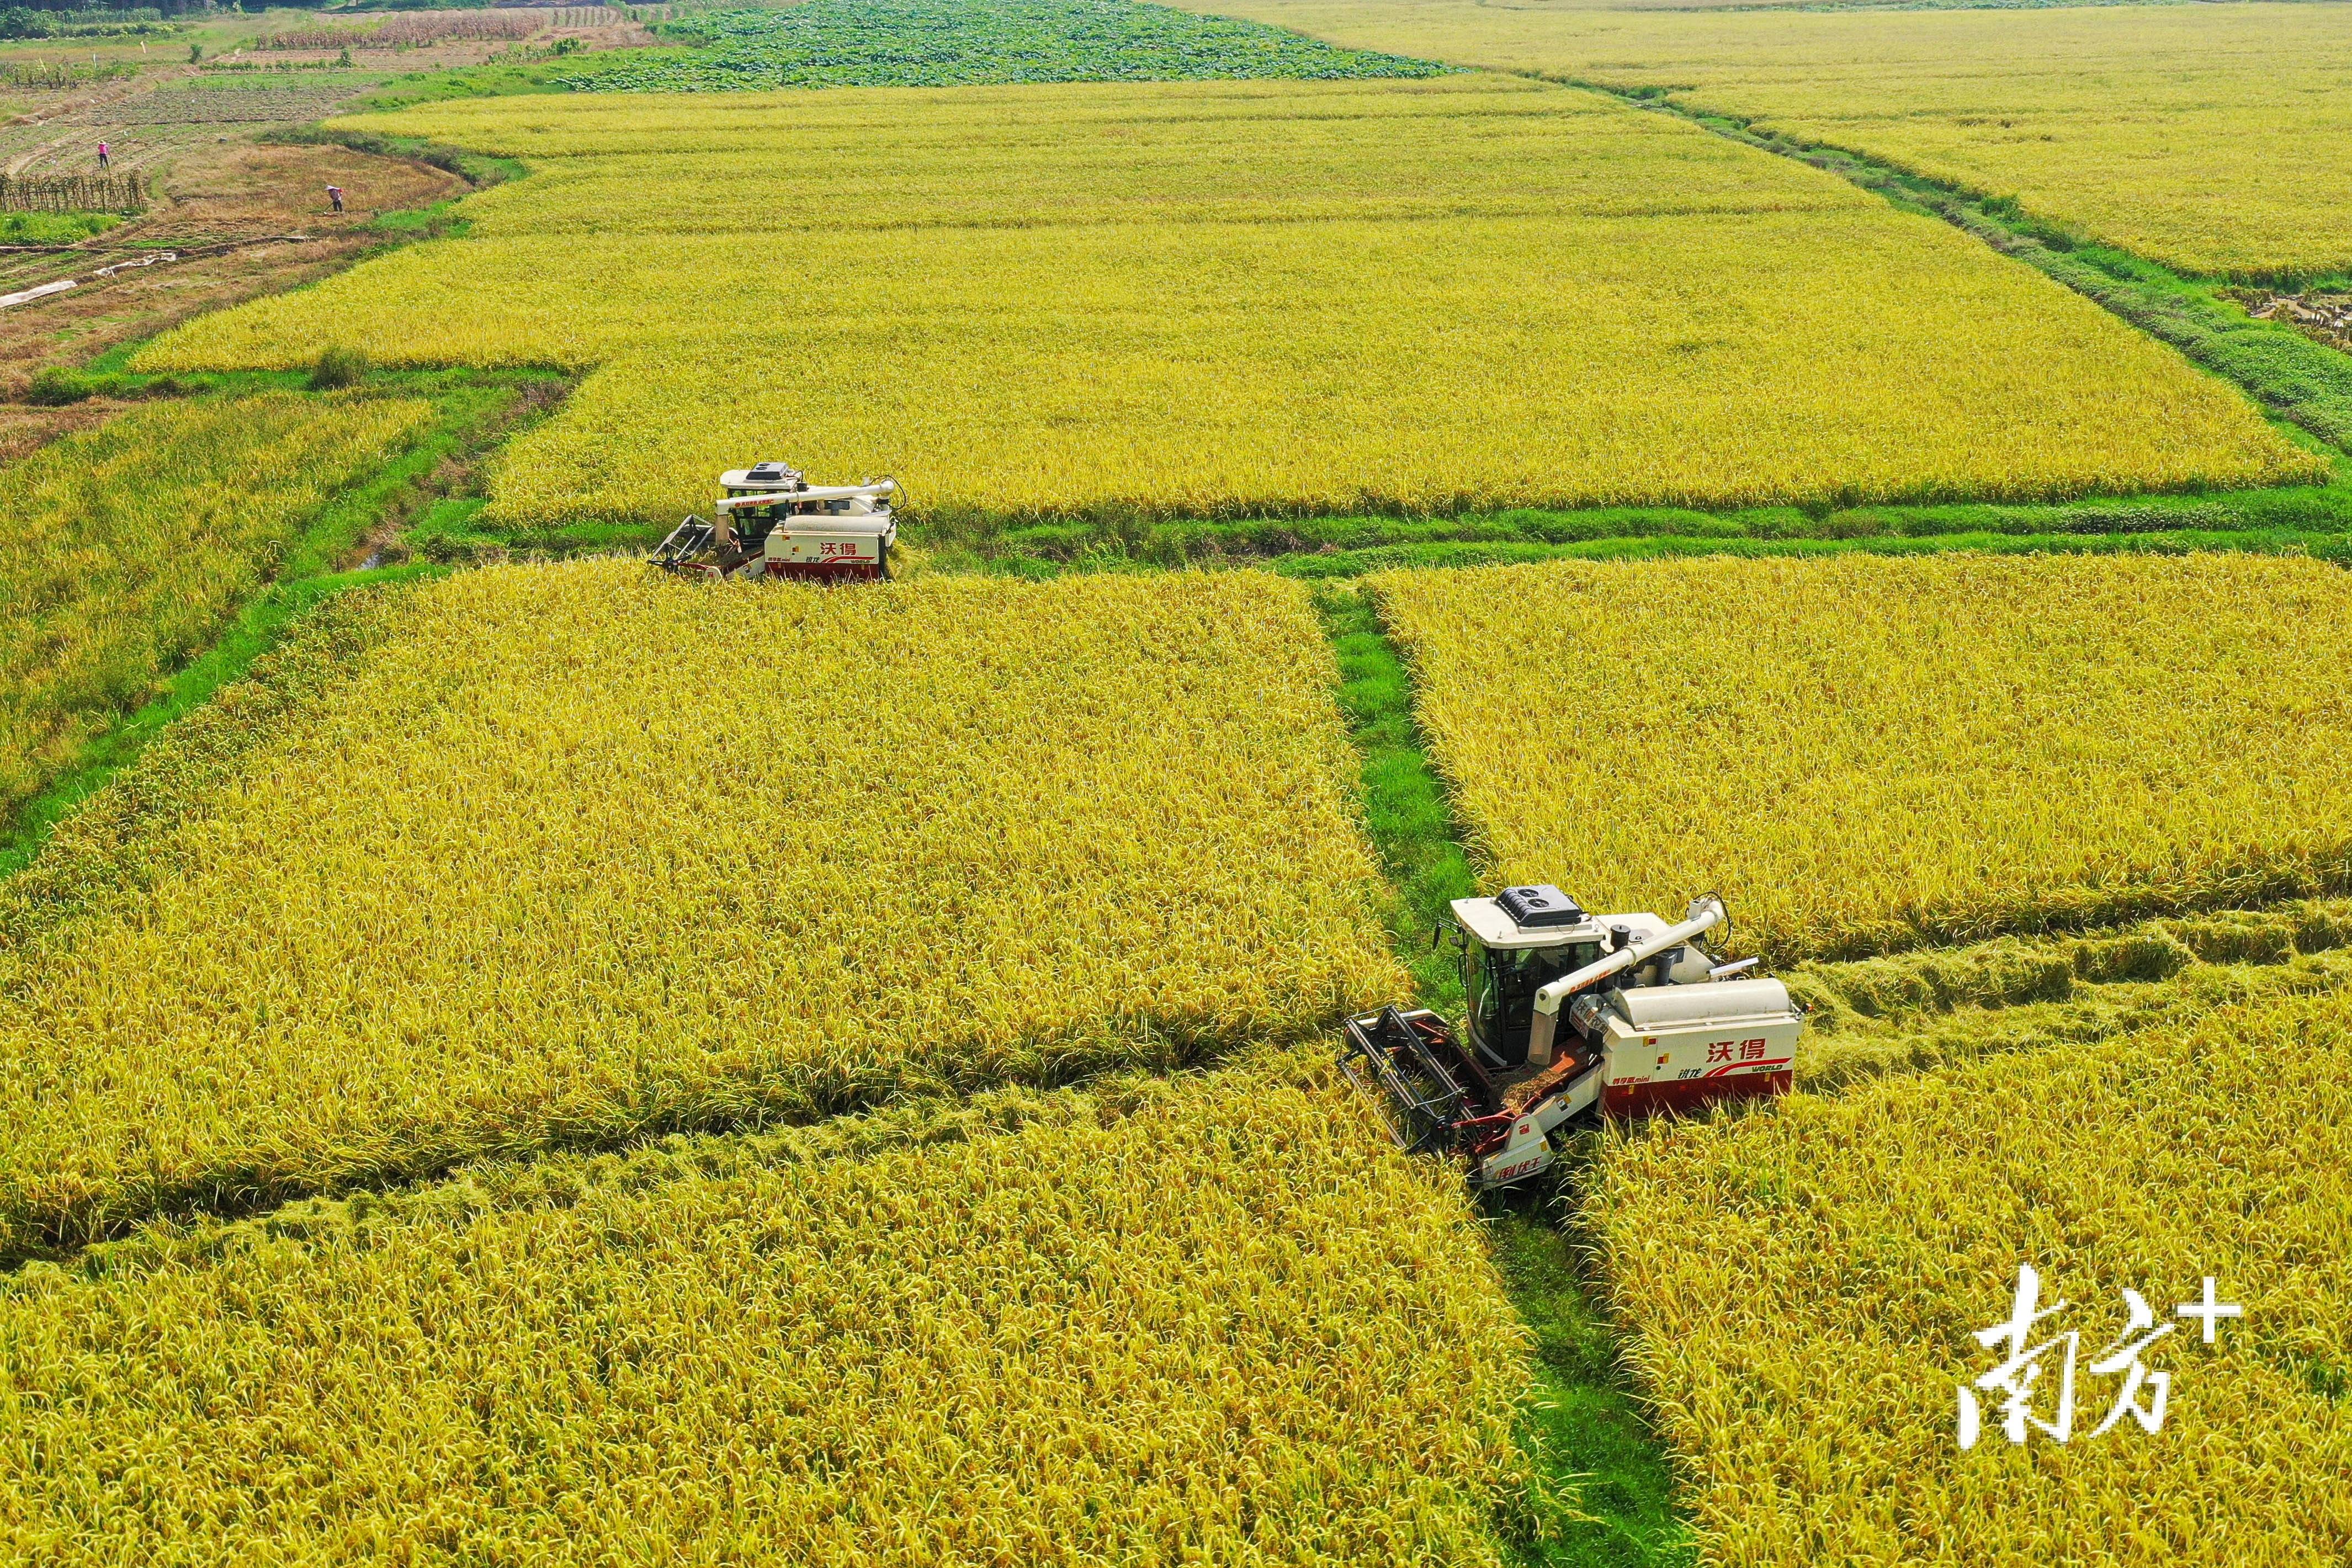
[0,1059,1530,1565]
[23,7,2352,1560]
[0,394,428,823]
[133,76,2317,529]
[1373,553,2352,960]
[1190,0,2352,277]
[1586,982,2352,1564]
[0,562,1400,1253]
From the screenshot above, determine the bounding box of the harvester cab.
[1341,886,1804,1190]
[651,461,898,583]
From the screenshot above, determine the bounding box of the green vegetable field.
[586,0,1452,92]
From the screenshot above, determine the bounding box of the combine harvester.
[651,461,899,582]
[1344,887,1805,1189]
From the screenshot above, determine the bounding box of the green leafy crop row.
[570,0,1453,93]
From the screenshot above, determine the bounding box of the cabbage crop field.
[9,0,2352,1561]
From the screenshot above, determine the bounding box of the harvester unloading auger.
[1342,886,1805,1190]
[651,462,899,583]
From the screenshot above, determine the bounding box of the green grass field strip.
[1568,88,2352,444]
[461,472,2352,577]
[1310,582,1695,1568]
[1269,524,2352,579]
[1310,582,1477,1009]
[0,370,561,880]
[920,523,2352,585]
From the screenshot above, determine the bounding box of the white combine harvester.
[1342,885,1805,1190]
[650,461,899,583]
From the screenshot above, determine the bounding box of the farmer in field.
[95,141,108,170]
[326,185,344,214]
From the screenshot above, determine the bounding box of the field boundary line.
[0,373,562,879]
[1309,580,1697,1568]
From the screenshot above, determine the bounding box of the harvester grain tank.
[1341,886,1804,1190]
[651,461,898,582]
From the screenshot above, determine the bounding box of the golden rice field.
[0,1059,1530,1565]
[1192,0,2352,276]
[1372,553,2352,960]
[0,394,426,821]
[1586,983,2352,1564]
[131,77,2316,527]
[0,561,1400,1253]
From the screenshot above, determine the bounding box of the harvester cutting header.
[652,462,898,582]
[1344,885,1805,1190]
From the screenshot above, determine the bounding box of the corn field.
[0,395,429,826]
[0,1057,1528,1565]
[0,60,136,89]
[1373,554,2352,960]
[0,562,1401,1254]
[1586,984,2352,1564]
[259,12,550,50]
[132,77,2316,529]
[0,174,146,215]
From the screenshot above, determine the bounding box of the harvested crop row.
[0,561,1401,1253]
[0,393,429,823]
[0,1057,1529,1565]
[133,77,2318,528]
[1585,984,2352,1564]
[1373,553,2352,961]
[1786,897,2352,1090]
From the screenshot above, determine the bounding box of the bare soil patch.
[0,139,461,395]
